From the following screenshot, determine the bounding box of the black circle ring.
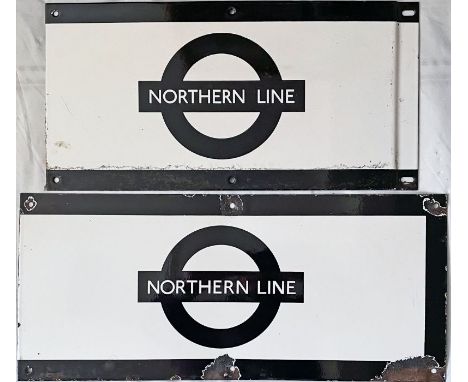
[160,225,281,348]
[161,33,283,159]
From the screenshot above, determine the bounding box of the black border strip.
[20,193,433,216]
[18,194,447,380]
[18,359,387,381]
[45,169,419,191]
[424,210,448,365]
[45,1,419,24]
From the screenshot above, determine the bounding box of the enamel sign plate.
[18,194,446,381]
[45,1,419,191]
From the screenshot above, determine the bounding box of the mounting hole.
[227,6,237,15]
[25,365,33,375]
[402,9,416,17]
[53,176,61,184]
[400,176,415,184]
[431,368,437,374]
[229,202,236,209]
[51,9,60,17]
[28,201,34,208]
[228,175,237,185]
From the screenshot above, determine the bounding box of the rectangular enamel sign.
[18,194,446,381]
[45,1,420,191]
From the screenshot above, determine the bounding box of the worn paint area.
[422,197,448,217]
[202,355,241,380]
[219,194,244,215]
[373,356,445,382]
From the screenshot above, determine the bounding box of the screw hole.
[228,176,237,184]
[400,176,415,184]
[402,9,416,17]
[229,202,236,209]
[51,9,60,17]
[227,6,237,15]
[53,176,61,184]
[431,368,437,374]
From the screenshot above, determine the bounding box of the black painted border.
[18,194,447,380]
[46,169,419,191]
[45,1,419,24]
[424,208,448,366]
[18,359,387,381]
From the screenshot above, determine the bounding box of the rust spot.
[202,354,241,380]
[373,356,445,382]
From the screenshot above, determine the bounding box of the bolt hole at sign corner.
[227,6,237,16]
[228,175,237,185]
[229,202,237,210]
[53,176,61,184]
[400,176,415,184]
[51,9,60,17]
[402,9,416,17]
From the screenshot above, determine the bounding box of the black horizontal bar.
[19,193,446,216]
[138,80,305,112]
[45,169,418,191]
[138,271,304,302]
[424,216,448,365]
[45,1,419,24]
[18,359,388,381]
